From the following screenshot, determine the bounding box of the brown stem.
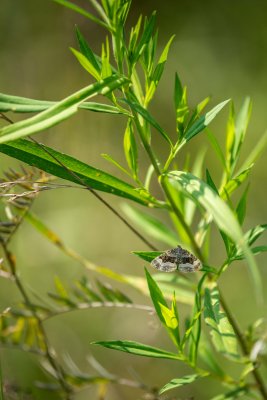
[1,244,72,398]
[220,292,267,399]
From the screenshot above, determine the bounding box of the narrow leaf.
[0,92,123,114]
[0,139,157,206]
[210,387,247,400]
[53,0,108,29]
[159,374,205,394]
[236,184,249,225]
[75,26,100,73]
[168,171,262,300]
[122,203,178,246]
[145,268,168,326]
[182,100,230,144]
[92,340,182,360]
[0,76,128,143]
[123,119,138,180]
[70,48,101,80]
[122,99,173,146]
[132,251,162,263]
[204,285,240,360]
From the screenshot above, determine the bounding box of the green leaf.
[145,35,175,105]
[0,139,158,206]
[232,97,252,166]
[101,153,130,176]
[70,48,101,80]
[236,184,249,225]
[210,387,248,400]
[232,246,267,261]
[75,26,100,74]
[159,293,180,348]
[223,166,252,198]
[0,92,123,114]
[205,128,226,169]
[101,37,112,79]
[204,285,240,360]
[122,99,173,146]
[226,98,252,176]
[0,76,128,143]
[244,224,267,247]
[145,268,168,325]
[231,224,267,261]
[198,334,226,378]
[174,74,189,136]
[182,99,230,145]
[123,119,138,180]
[132,251,162,263]
[237,129,267,174]
[131,12,157,65]
[53,0,109,30]
[122,203,178,246]
[159,374,205,394]
[91,340,182,360]
[168,170,262,300]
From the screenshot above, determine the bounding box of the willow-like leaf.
[168,170,262,300]
[91,340,183,360]
[0,76,128,143]
[0,139,158,206]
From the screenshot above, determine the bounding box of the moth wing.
[151,255,177,272]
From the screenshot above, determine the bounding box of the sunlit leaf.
[181,100,230,145]
[0,76,128,143]
[204,284,240,360]
[0,92,124,114]
[145,35,175,105]
[123,119,138,180]
[131,12,157,65]
[132,251,161,263]
[159,373,206,394]
[145,268,168,325]
[236,184,249,225]
[174,73,189,136]
[159,293,180,348]
[91,340,182,360]
[210,387,248,400]
[70,48,101,80]
[223,166,252,198]
[168,170,262,299]
[0,139,158,206]
[75,26,100,74]
[122,99,173,146]
[53,0,109,29]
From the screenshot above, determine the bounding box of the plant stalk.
[1,244,73,399]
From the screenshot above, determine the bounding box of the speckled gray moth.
[151,245,202,273]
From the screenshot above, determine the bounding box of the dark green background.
[1,1,267,399]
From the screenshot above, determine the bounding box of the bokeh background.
[1,0,267,399]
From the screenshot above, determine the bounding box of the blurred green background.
[1,1,267,399]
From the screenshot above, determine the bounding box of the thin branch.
[43,302,154,321]
[29,136,158,251]
[1,244,73,398]
[220,292,267,399]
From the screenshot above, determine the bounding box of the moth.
[151,245,202,273]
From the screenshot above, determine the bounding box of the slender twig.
[1,244,73,398]
[28,137,158,251]
[43,302,154,321]
[220,293,267,399]
[0,113,158,251]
